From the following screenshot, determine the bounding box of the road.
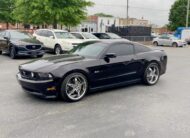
[0,46,190,138]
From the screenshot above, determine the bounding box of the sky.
[87,0,176,26]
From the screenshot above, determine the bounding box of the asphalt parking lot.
[1,46,190,138]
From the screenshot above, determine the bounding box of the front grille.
[26,45,41,50]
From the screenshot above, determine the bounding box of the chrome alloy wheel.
[65,75,87,101]
[146,64,159,85]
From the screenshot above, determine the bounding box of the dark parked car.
[93,33,123,39]
[0,30,44,59]
[17,40,167,102]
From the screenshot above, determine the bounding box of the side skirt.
[90,78,141,92]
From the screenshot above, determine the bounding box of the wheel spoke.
[68,88,76,96]
[67,83,75,89]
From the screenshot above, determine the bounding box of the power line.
[95,4,169,12]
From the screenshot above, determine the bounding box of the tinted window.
[5,31,10,38]
[36,30,45,36]
[72,33,84,39]
[134,44,151,53]
[107,43,134,56]
[46,31,54,37]
[82,33,98,39]
[54,32,75,39]
[0,31,5,37]
[94,33,110,39]
[10,31,31,39]
[71,42,107,58]
[107,33,121,39]
[99,34,110,39]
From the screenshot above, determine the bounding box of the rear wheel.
[143,63,160,85]
[60,73,88,102]
[9,46,16,59]
[153,41,158,46]
[0,51,2,54]
[54,45,62,55]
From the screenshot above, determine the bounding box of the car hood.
[57,39,82,44]
[11,38,42,45]
[19,54,88,73]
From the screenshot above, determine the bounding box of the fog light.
[47,87,56,91]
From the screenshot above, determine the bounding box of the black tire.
[172,42,178,47]
[37,55,43,58]
[0,51,2,54]
[54,44,62,55]
[60,73,88,102]
[143,62,160,86]
[9,46,16,59]
[153,41,158,46]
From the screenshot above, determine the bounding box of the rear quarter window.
[134,44,151,54]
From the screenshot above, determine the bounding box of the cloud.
[87,0,176,26]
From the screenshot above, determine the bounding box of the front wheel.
[143,63,160,85]
[54,45,62,55]
[153,41,158,46]
[60,73,88,102]
[0,51,2,54]
[10,47,16,59]
[172,42,178,47]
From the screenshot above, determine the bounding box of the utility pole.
[186,0,190,27]
[127,0,129,26]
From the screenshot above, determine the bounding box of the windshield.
[10,31,31,39]
[171,36,179,40]
[107,33,121,39]
[82,33,98,39]
[71,42,107,58]
[55,32,76,39]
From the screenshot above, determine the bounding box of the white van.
[33,29,82,55]
[181,29,190,44]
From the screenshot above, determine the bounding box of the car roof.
[93,33,106,34]
[36,29,68,32]
[96,39,131,44]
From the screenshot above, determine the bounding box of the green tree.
[13,0,94,29]
[94,13,114,17]
[168,0,188,31]
[0,0,15,29]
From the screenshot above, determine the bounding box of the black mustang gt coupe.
[17,40,167,102]
[0,30,44,59]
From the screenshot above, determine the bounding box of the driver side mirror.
[4,36,9,40]
[104,53,117,63]
[105,53,117,59]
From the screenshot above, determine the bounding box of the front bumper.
[178,43,187,47]
[17,50,45,56]
[16,73,58,98]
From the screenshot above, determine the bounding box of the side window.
[100,34,110,39]
[4,31,10,38]
[72,33,84,39]
[36,30,43,36]
[134,44,151,54]
[107,44,134,56]
[0,31,5,37]
[46,31,54,37]
[42,30,48,37]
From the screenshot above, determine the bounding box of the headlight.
[37,73,53,80]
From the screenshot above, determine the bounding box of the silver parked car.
[153,35,187,47]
